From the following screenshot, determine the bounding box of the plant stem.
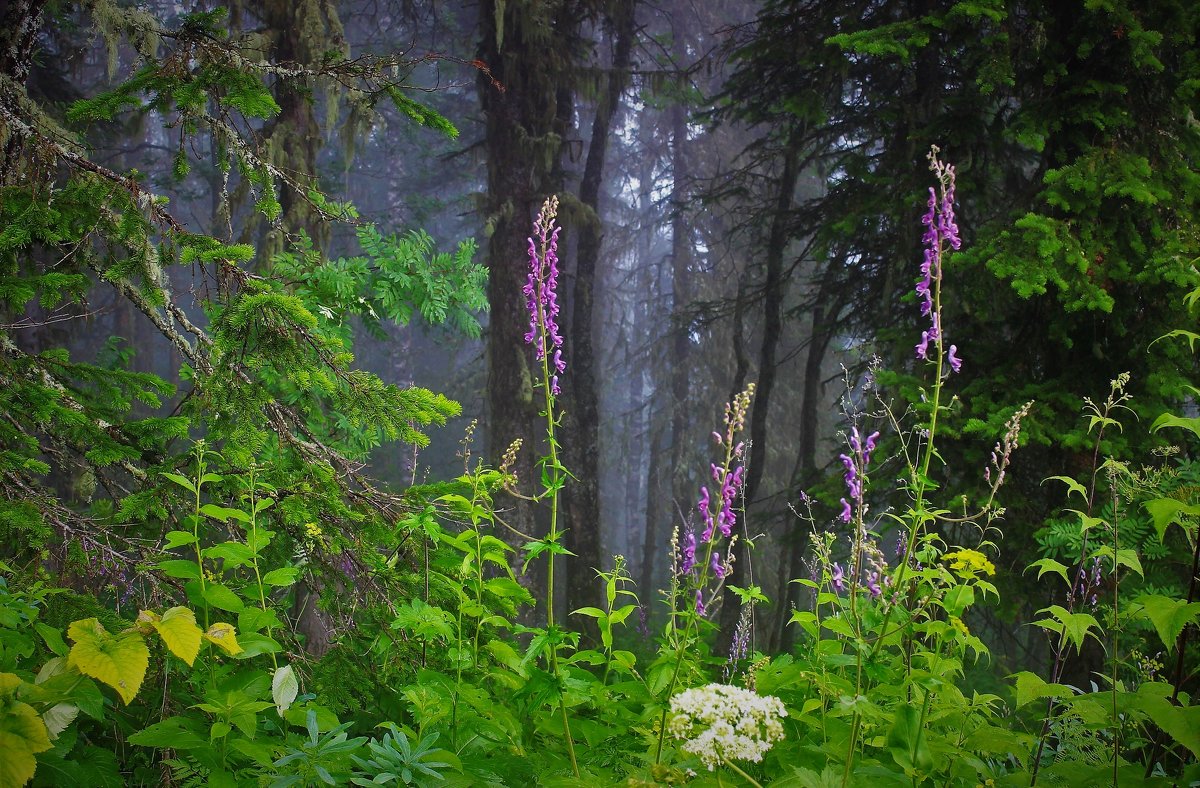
[725,760,763,788]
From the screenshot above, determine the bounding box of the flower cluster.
[681,385,754,614]
[668,683,787,770]
[942,548,996,578]
[915,146,963,373]
[838,426,879,524]
[523,195,565,395]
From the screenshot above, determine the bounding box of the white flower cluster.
[667,683,787,770]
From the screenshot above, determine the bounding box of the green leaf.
[1034,605,1100,653]
[203,542,256,568]
[34,623,68,657]
[1043,475,1087,501]
[200,504,251,524]
[128,716,209,750]
[202,583,245,613]
[887,703,933,773]
[67,619,149,704]
[0,672,53,787]
[1151,412,1200,441]
[1027,558,1070,585]
[161,472,197,494]
[1010,671,1074,708]
[1134,594,1200,651]
[1143,497,1200,542]
[164,530,199,549]
[157,559,202,580]
[261,567,299,587]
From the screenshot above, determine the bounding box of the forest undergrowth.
[3,142,1200,787]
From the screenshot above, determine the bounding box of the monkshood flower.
[688,385,754,614]
[915,147,963,374]
[668,683,787,771]
[838,426,880,526]
[523,195,565,394]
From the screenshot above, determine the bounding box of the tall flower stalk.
[654,385,754,764]
[522,195,579,777]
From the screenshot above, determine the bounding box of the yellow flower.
[943,549,995,578]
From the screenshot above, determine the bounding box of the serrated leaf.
[66,619,148,704]
[204,623,243,656]
[1043,475,1088,501]
[151,607,203,666]
[202,583,245,612]
[1027,558,1070,584]
[273,665,298,714]
[1143,497,1200,542]
[1134,595,1200,652]
[157,559,201,580]
[163,530,199,549]
[1010,671,1074,708]
[0,673,53,788]
[261,567,299,587]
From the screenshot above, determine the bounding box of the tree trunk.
[563,0,636,628]
[718,145,799,651]
[478,0,577,611]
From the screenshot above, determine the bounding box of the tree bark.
[563,0,636,626]
[478,0,578,610]
[718,144,799,650]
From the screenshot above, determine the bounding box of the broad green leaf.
[1027,558,1070,584]
[34,623,68,657]
[200,504,251,524]
[272,665,298,714]
[1035,606,1100,653]
[202,584,245,613]
[1010,671,1074,708]
[157,559,202,580]
[150,607,203,666]
[66,619,149,704]
[160,472,197,494]
[163,530,199,549]
[203,542,255,568]
[1091,546,1144,578]
[1134,595,1200,651]
[1151,412,1200,441]
[41,702,78,739]
[887,703,932,773]
[204,623,243,656]
[0,672,53,787]
[1143,497,1200,542]
[128,716,209,750]
[261,567,299,587]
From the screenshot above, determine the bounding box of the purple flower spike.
[948,344,962,373]
[525,196,565,386]
[681,532,697,575]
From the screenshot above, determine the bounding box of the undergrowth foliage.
[3,139,1200,787]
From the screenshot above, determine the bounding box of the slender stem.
[725,761,763,788]
[245,466,277,670]
[533,223,578,778]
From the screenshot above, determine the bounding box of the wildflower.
[943,548,996,578]
[915,147,963,369]
[524,196,564,394]
[695,589,706,617]
[948,344,962,373]
[831,562,845,593]
[839,498,852,523]
[680,531,697,576]
[667,683,787,771]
